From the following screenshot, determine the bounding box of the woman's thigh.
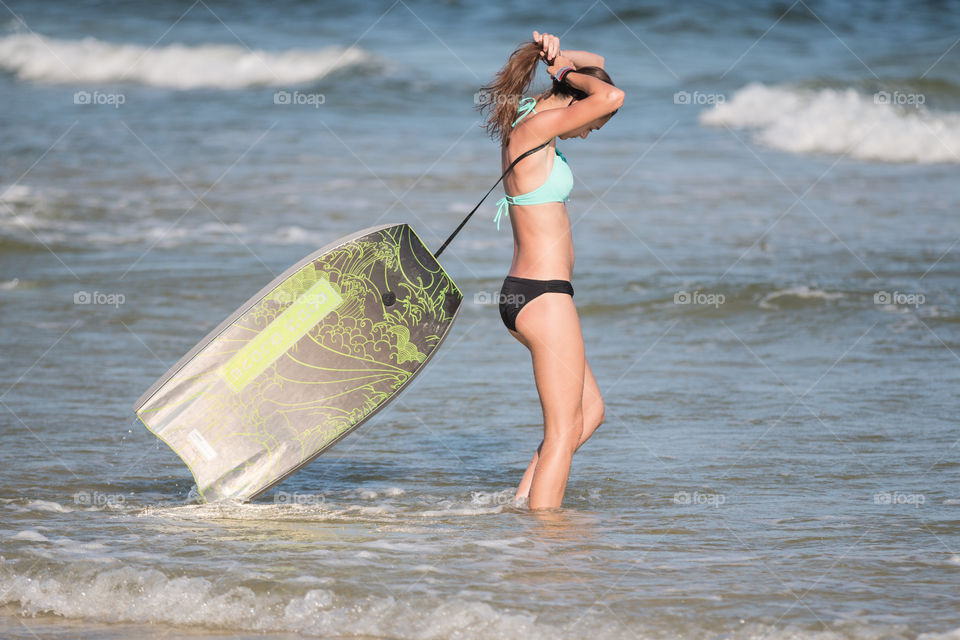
[511,292,585,432]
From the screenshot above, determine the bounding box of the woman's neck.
[535,93,573,111]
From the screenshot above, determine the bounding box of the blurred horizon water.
[1,1,958,639]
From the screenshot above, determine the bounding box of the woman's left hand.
[532,30,560,64]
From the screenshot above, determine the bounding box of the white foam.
[274,225,325,245]
[0,184,33,203]
[417,506,504,517]
[0,182,349,249]
[411,564,444,573]
[701,82,960,164]
[0,565,558,638]
[364,540,439,553]
[0,33,373,89]
[0,560,946,639]
[919,627,960,640]
[9,530,50,542]
[22,499,74,513]
[472,537,528,550]
[759,285,844,309]
[54,538,110,552]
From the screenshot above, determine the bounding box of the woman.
[477,32,624,509]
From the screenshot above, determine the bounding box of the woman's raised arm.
[512,65,624,145]
[558,49,605,69]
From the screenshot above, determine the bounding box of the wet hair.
[476,41,617,144]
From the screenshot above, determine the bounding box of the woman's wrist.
[546,55,575,76]
[552,67,575,83]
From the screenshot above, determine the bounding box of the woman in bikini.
[477,31,624,509]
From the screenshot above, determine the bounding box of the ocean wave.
[0,33,374,89]
[0,563,561,638]
[139,489,514,522]
[18,499,75,513]
[0,184,34,203]
[758,285,845,309]
[919,628,960,640]
[700,82,960,163]
[0,200,329,251]
[9,530,50,542]
[0,559,946,639]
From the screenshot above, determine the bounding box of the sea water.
[1,1,959,638]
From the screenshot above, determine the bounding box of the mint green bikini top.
[493,97,574,230]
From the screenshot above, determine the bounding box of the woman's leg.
[514,360,604,500]
[510,292,587,509]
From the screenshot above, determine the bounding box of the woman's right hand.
[532,30,560,64]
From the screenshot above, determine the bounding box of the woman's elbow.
[606,89,625,110]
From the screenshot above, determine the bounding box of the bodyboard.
[134,223,462,502]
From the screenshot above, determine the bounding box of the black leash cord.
[433,140,550,259]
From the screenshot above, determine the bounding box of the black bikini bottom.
[498,275,574,332]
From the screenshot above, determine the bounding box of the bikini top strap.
[511,97,537,128]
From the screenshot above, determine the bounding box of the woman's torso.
[500,141,575,281]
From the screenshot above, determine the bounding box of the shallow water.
[1,1,959,638]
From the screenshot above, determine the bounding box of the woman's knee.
[544,410,583,446]
[543,426,583,456]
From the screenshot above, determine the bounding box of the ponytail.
[476,42,542,145]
